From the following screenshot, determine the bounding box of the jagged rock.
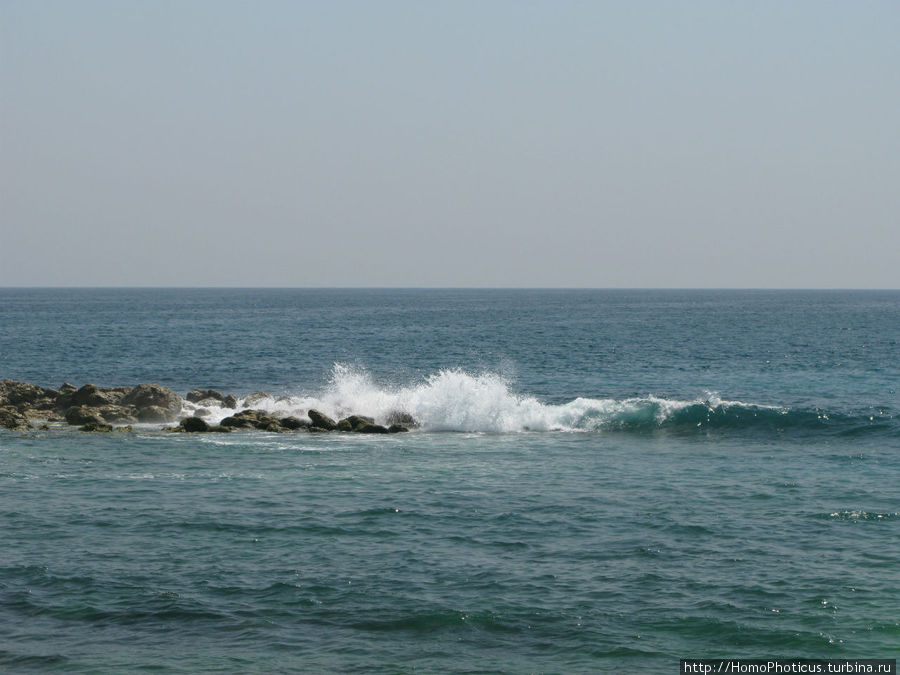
[181,416,210,432]
[357,423,390,434]
[65,406,105,426]
[70,384,130,407]
[0,380,58,407]
[80,421,113,432]
[0,406,29,430]
[308,409,337,430]
[386,411,419,428]
[222,394,238,409]
[280,416,308,430]
[122,384,182,421]
[186,389,227,403]
[388,425,409,433]
[59,382,77,393]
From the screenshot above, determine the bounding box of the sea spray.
[179,364,895,435]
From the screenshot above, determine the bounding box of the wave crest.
[181,364,893,435]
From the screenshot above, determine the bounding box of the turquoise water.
[1,289,898,672]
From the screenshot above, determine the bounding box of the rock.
[0,380,52,407]
[80,421,113,432]
[222,394,238,409]
[388,425,409,433]
[70,384,130,407]
[244,392,273,407]
[220,415,255,429]
[65,406,105,426]
[181,416,210,432]
[95,405,138,424]
[59,382,77,393]
[115,425,133,432]
[357,423,390,434]
[280,416,308,430]
[186,389,227,403]
[308,409,337,431]
[209,425,231,433]
[336,419,353,432]
[121,384,182,421]
[0,406,29,430]
[137,406,173,422]
[264,422,286,432]
[386,411,419,428]
[193,408,211,417]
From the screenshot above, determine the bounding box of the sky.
[1,1,898,288]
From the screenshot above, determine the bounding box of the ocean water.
[1,288,898,672]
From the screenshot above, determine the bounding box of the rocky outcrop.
[121,384,182,422]
[0,380,418,435]
[69,384,130,408]
[0,406,29,431]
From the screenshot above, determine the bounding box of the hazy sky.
[2,1,898,287]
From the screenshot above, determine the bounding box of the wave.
[181,364,895,436]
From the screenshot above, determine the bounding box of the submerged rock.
[80,421,113,432]
[308,409,337,431]
[357,423,390,434]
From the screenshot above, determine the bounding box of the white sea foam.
[180,363,787,433]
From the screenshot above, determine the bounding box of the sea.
[0,288,897,673]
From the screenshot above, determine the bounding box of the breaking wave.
[182,364,895,436]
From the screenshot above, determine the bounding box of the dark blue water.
[1,289,898,672]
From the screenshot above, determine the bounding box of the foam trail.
[179,363,890,435]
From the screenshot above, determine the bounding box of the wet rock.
[386,411,419,428]
[122,384,182,421]
[336,419,353,432]
[95,405,138,424]
[115,425,133,432]
[357,423,390,434]
[193,408,211,417]
[388,425,409,433]
[65,406,105,426]
[280,416,308,430]
[222,394,238,409]
[70,384,130,407]
[59,382,77,393]
[244,392,273,407]
[0,406,29,430]
[181,416,210,432]
[220,415,254,429]
[80,421,113,432]
[308,409,337,431]
[137,405,172,423]
[186,389,227,404]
